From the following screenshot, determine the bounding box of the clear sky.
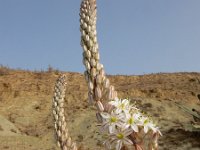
[0,0,200,75]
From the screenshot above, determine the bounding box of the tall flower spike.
[80,0,118,104]
[53,75,77,150]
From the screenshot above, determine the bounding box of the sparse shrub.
[175,102,200,132]
[47,65,60,75]
[0,65,10,76]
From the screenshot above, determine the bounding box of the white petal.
[109,125,116,133]
[124,128,133,137]
[123,137,133,145]
[131,124,139,132]
[144,126,149,133]
[100,112,110,119]
[104,139,112,150]
[116,141,122,150]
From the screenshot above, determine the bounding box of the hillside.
[0,67,200,150]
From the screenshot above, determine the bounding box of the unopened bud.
[96,63,102,71]
[91,68,97,77]
[57,130,61,137]
[88,79,94,90]
[94,52,100,60]
[88,92,94,104]
[104,78,110,89]
[90,58,96,67]
[96,75,102,84]
[63,146,68,150]
[109,86,115,99]
[72,143,78,150]
[95,86,102,99]
[84,71,89,82]
[96,100,104,112]
[96,112,103,123]
[85,60,91,70]
[67,137,72,147]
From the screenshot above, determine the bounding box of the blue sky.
[0,0,200,75]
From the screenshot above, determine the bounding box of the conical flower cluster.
[52,75,77,150]
[80,0,118,107]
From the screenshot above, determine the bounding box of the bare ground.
[0,67,200,150]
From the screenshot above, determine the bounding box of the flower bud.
[63,146,67,150]
[83,22,87,29]
[85,50,91,59]
[113,91,118,99]
[86,16,90,22]
[81,29,86,36]
[85,35,89,42]
[96,75,102,85]
[61,116,65,122]
[100,69,105,77]
[53,110,57,115]
[83,44,87,52]
[95,86,102,99]
[88,92,94,104]
[95,42,99,49]
[67,137,72,147]
[93,36,97,43]
[88,79,94,90]
[104,78,110,89]
[85,60,91,70]
[81,12,85,19]
[57,130,61,137]
[57,141,61,148]
[90,58,96,67]
[84,71,89,82]
[88,39,93,47]
[58,121,62,127]
[59,102,64,108]
[96,100,104,112]
[80,19,84,25]
[91,47,97,53]
[54,114,58,121]
[91,68,97,77]
[96,112,103,123]
[96,63,102,71]
[54,123,58,131]
[87,25,91,32]
[59,97,64,103]
[72,143,78,150]
[109,86,115,99]
[54,101,58,107]
[95,53,100,60]
[65,131,69,139]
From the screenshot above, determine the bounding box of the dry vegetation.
[0,66,200,150]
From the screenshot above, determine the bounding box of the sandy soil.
[0,67,200,150]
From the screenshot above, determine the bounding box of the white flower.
[124,113,141,132]
[100,97,162,150]
[100,111,124,133]
[140,117,159,134]
[109,98,130,114]
[104,128,133,150]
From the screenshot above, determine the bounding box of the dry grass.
[0,67,200,149]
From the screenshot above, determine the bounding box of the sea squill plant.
[79,0,161,149]
[52,0,161,149]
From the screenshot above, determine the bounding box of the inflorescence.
[99,98,162,150]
